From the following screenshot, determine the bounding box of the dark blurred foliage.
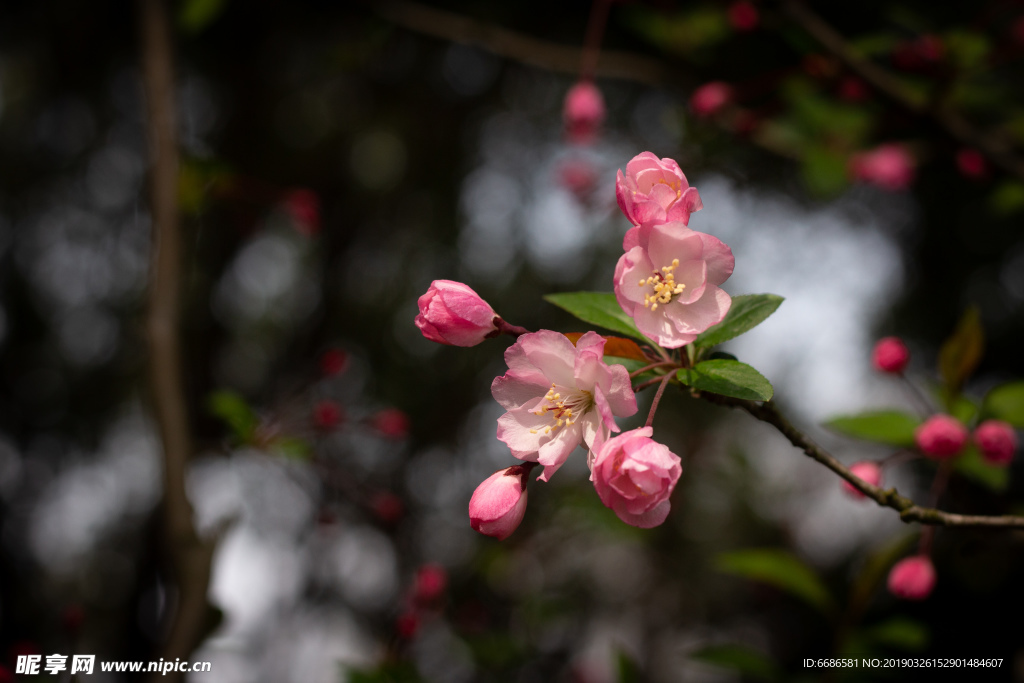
[0,0,1023,681]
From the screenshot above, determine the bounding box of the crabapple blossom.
[973,420,1017,466]
[615,152,704,227]
[887,555,936,600]
[614,221,734,348]
[415,280,498,346]
[871,336,910,374]
[727,1,759,31]
[491,330,637,481]
[915,414,967,459]
[469,465,531,540]
[563,80,606,144]
[690,82,733,118]
[591,427,682,528]
[841,461,882,499]
[849,144,915,191]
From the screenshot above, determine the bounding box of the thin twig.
[703,393,1024,529]
[580,0,613,81]
[635,374,673,392]
[900,374,935,418]
[629,361,679,379]
[645,372,674,428]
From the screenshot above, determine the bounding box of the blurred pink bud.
[956,148,987,179]
[592,427,682,528]
[395,611,419,639]
[615,152,703,227]
[973,420,1018,466]
[887,555,936,600]
[412,564,448,605]
[313,400,344,430]
[415,280,498,346]
[842,461,882,499]
[563,80,606,144]
[728,1,759,31]
[849,144,915,191]
[320,348,349,377]
[371,408,410,439]
[838,77,869,102]
[871,336,910,374]
[283,188,321,236]
[915,414,968,459]
[371,491,405,524]
[690,82,733,118]
[558,158,598,200]
[469,466,530,540]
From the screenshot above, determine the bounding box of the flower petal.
[665,284,731,335]
[698,232,735,286]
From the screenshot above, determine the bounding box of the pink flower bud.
[887,555,936,600]
[615,152,703,227]
[563,80,606,145]
[727,1,759,31]
[469,466,530,540]
[871,336,910,374]
[842,461,882,499]
[973,420,1018,466]
[412,564,448,605]
[370,408,410,439]
[849,144,915,191]
[956,148,987,180]
[320,348,349,377]
[313,400,344,430]
[915,414,968,459]
[415,280,498,347]
[282,188,321,236]
[591,427,682,528]
[690,82,733,118]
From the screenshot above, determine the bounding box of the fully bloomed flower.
[591,427,682,528]
[615,152,703,227]
[849,144,915,191]
[491,330,637,481]
[415,280,498,346]
[614,222,734,348]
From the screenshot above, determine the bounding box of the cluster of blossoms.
[416,152,737,536]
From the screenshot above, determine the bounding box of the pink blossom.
[849,144,915,191]
[887,555,936,600]
[491,330,637,481]
[591,427,682,528]
[871,336,909,374]
[415,280,498,346]
[614,222,733,348]
[370,408,410,440]
[615,152,704,227]
[841,461,882,499]
[469,466,531,540]
[973,420,1018,466]
[915,414,967,459]
[690,82,733,118]
[956,148,987,179]
[563,80,606,144]
[728,1,759,31]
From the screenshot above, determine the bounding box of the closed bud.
[887,555,936,600]
[842,461,882,499]
[469,466,530,540]
[915,414,968,459]
[871,336,910,374]
[690,82,733,118]
[973,420,1018,466]
[563,80,606,145]
[415,280,498,347]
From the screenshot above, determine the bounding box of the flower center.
[638,258,685,311]
[529,384,593,435]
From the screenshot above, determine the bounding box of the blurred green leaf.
[207,390,258,442]
[624,7,729,56]
[616,650,643,683]
[849,32,900,57]
[938,307,984,396]
[864,617,930,651]
[690,644,778,682]
[824,410,921,446]
[983,381,1024,427]
[178,0,228,34]
[954,443,1008,491]
[943,30,990,70]
[801,146,849,196]
[272,436,312,460]
[678,360,773,401]
[544,292,657,347]
[947,393,979,425]
[717,549,835,615]
[695,294,784,349]
[990,181,1024,215]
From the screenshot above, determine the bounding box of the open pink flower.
[592,427,682,528]
[491,330,637,481]
[615,152,703,227]
[415,280,498,347]
[614,222,733,348]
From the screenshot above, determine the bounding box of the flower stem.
[900,373,935,418]
[493,317,531,338]
[644,372,674,428]
[629,361,679,379]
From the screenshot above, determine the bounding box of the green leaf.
[678,360,773,401]
[938,307,984,396]
[954,444,1009,492]
[824,410,921,447]
[716,549,835,615]
[983,381,1024,428]
[864,617,930,651]
[947,393,979,425]
[544,292,656,346]
[802,146,850,196]
[272,436,312,460]
[178,0,229,34]
[695,294,785,349]
[207,390,258,442]
[690,644,778,682]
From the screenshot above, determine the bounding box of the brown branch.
[375,0,670,85]
[703,393,1024,529]
[782,0,1024,183]
[139,0,216,680]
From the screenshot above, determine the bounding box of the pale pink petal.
[614,500,671,528]
[625,152,663,177]
[669,259,708,305]
[572,331,607,390]
[665,186,703,224]
[698,232,735,286]
[666,284,731,335]
[633,304,697,348]
[496,399,552,457]
[536,422,583,482]
[631,200,668,226]
[491,370,550,410]
[615,170,638,224]
[517,329,577,388]
[615,247,655,308]
[623,226,642,251]
[596,362,637,418]
[646,182,680,211]
[647,224,705,270]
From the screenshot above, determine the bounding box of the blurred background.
[0,0,1023,681]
